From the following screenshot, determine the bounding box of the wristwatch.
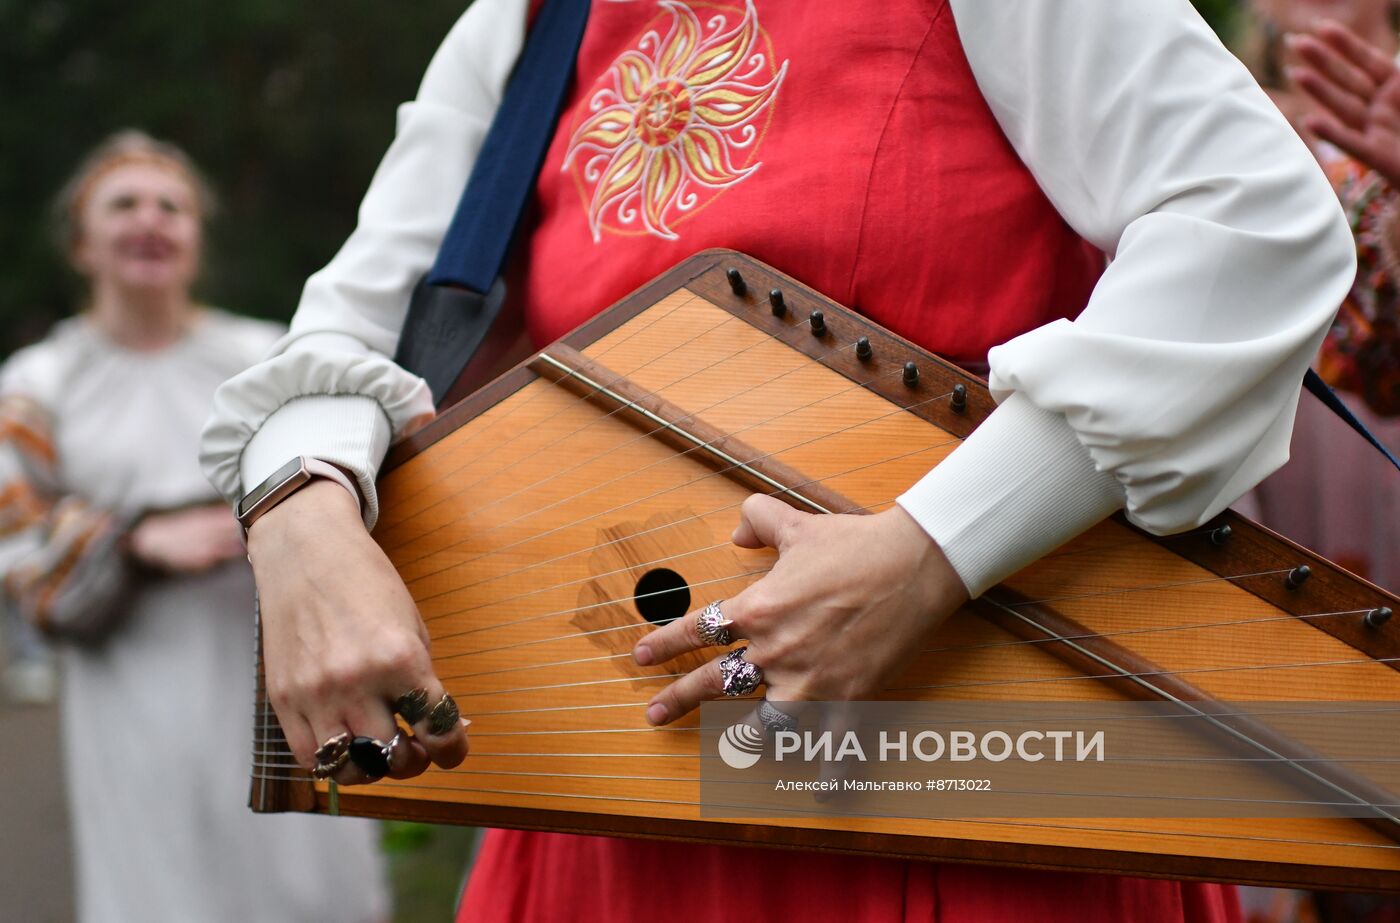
[236,456,363,535]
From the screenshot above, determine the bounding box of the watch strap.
[238,456,363,535]
[302,458,363,517]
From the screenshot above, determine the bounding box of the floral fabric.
[1320,158,1400,416]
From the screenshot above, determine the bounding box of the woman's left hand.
[633,495,969,725]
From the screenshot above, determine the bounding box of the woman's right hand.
[1288,22,1400,188]
[245,479,470,783]
[128,503,245,573]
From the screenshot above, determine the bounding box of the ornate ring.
[427,693,460,736]
[758,699,798,734]
[695,600,734,647]
[383,731,407,772]
[349,736,391,780]
[348,731,408,780]
[719,647,763,697]
[312,732,351,781]
[395,687,431,725]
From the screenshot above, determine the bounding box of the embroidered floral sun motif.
[563,0,788,241]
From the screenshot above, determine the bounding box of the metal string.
[379,305,756,552]
[407,363,918,609]
[411,424,951,632]
[380,302,813,555]
[252,700,1400,740]
[237,761,1400,811]
[408,357,899,606]
[397,340,907,595]
[376,290,713,520]
[319,606,1378,687]
[251,652,1400,735]
[235,770,1400,852]
[423,560,1282,663]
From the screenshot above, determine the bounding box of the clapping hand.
[1288,21,1400,188]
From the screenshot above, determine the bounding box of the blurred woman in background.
[1236,0,1400,592]
[0,131,389,922]
[1234,5,1400,921]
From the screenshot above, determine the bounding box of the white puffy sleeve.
[199,0,530,529]
[896,0,1356,596]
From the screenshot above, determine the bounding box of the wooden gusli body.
[251,251,1400,891]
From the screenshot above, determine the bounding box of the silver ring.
[696,600,733,647]
[719,647,763,697]
[383,731,406,773]
[394,687,431,724]
[758,699,797,734]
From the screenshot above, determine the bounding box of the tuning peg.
[950,384,967,414]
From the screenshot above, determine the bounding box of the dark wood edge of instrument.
[382,251,723,470]
[325,791,1400,894]
[528,344,865,515]
[1147,508,1400,669]
[976,590,1400,846]
[248,722,315,814]
[684,251,995,438]
[249,608,315,813]
[384,363,539,472]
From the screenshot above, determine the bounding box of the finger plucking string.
[634,598,739,666]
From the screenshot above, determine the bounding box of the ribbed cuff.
[241,394,393,530]
[895,393,1125,598]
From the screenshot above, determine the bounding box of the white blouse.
[200,0,1355,596]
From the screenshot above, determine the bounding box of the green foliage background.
[0,1,466,353]
[1,0,1240,356]
[1194,0,1242,40]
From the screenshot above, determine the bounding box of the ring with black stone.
[427,693,460,736]
[394,687,431,725]
[349,736,391,780]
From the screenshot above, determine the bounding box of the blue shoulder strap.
[394,0,591,401]
[427,0,592,293]
[1304,368,1400,473]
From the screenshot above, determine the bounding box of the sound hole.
[634,568,691,624]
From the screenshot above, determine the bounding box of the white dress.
[0,310,390,923]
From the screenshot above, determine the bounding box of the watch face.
[237,457,307,519]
